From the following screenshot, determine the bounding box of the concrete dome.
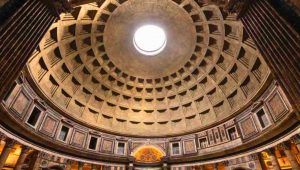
[26,0,270,136]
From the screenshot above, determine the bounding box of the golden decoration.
[133,146,165,163]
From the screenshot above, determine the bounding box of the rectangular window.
[27,107,41,127]
[117,142,125,155]
[257,108,269,128]
[88,136,98,150]
[228,127,237,140]
[58,125,69,141]
[172,143,180,155]
[199,138,208,149]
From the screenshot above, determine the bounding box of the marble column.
[91,164,97,170]
[0,0,72,100]
[163,163,168,170]
[266,148,281,170]
[250,153,263,170]
[29,151,43,170]
[213,163,218,170]
[222,161,230,170]
[0,132,6,142]
[78,162,83,170]
[65,160,72,170]
[128,163,134,170]
[15,145,30,170]
[0,138,16,169]
[226,0,300,111]
[33,158,42,170]
[291,134,300,152]
[281,142,300,169]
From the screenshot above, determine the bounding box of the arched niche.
[131,145,166,164]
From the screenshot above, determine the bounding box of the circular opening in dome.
[133,25,167,56]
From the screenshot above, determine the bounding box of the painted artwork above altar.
[133,145,165,164]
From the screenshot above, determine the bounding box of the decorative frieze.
[39,115,60,137]
[266,89,290,121]
[10,91,31,117]
[0,78,295,161]
[183,139,197,155]
[70,130,87,148]
[239,116,258,139]
[100,138,114,154]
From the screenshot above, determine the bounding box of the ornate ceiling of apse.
[26,0,270,136]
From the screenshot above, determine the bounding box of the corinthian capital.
[0,132,6,141]
[5,138,17,148]
[225,0,251,18]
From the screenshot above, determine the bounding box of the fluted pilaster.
[78,162,83,170]
[266,148,281,170]
[251,153,263,170]
[15,145,30,170]
[226,0,300,111]
[28,151,43,170]
[222,161,230,170]
[65,160,72,170]
[0,0,72,100]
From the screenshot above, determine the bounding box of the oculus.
[133,25,167,56]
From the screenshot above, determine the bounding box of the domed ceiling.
[26,0,270,136]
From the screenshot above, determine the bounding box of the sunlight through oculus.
[133,25,167,56]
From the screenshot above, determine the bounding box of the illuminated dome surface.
[26,0,270,136]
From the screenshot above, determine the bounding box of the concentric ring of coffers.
[104,0,196,78]
[27,0,270,136]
